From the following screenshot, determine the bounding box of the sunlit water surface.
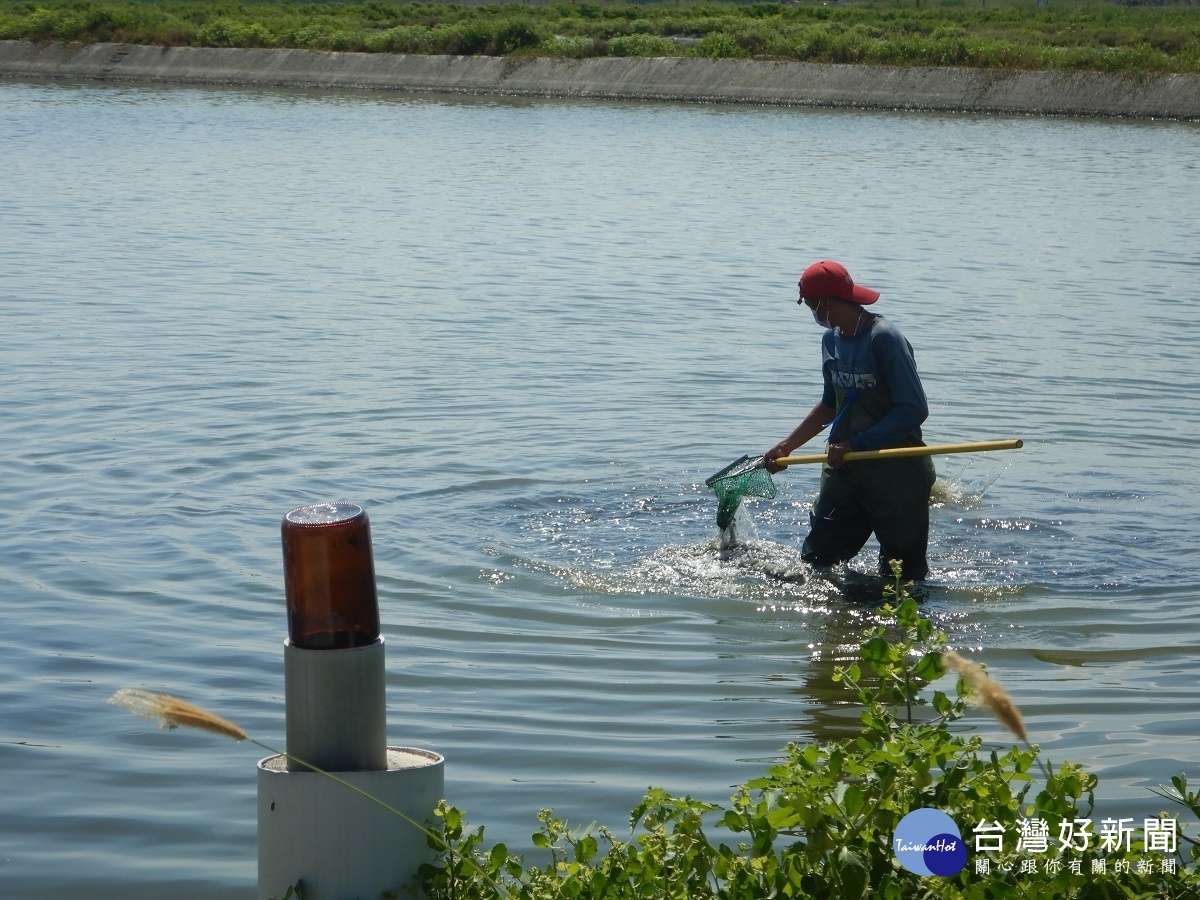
[1,80,1198,898]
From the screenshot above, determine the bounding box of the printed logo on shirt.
[833,370,878,390]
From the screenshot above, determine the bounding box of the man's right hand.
[763,444,790,473]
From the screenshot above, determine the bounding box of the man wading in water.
[763,260,935,581]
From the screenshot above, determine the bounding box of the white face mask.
[811,299,832,329]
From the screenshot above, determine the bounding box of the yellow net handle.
[775,439,1023,468]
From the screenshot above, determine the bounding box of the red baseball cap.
[798,260,880,305]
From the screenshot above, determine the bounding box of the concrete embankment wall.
[2,40,1198,119]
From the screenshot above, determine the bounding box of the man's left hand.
[827,442,852,468]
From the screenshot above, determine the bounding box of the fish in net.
[704,455,777,531]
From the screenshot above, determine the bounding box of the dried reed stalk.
[110,688,248,741]
[940,650,1027,742]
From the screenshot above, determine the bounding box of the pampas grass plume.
[109,688,248,742]
[941,650,1027,742]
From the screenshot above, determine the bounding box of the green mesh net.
[705,455,777,531]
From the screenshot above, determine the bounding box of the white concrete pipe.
[258,747,444,900]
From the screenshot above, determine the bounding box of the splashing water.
[931,458,1017,507]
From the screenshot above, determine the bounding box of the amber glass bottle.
[281,502,380,650]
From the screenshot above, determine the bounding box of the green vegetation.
[416,566,1200,898]
[1,0,1198,73]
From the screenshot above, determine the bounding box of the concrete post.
[258,502,444,900]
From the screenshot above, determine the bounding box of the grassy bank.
[2,0,1198,74]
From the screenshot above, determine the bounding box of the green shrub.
[423,18,546,57]
[1179,39,1200,69]
[445,21,493,56]
[492,18,546,55]
[607,33,679,57]
[693,31,749,59]
[9,5,87,40]
[746,3,786,20]
[283,23,360,52]
[194,17,274,49]
[364,24,426,54]
[541,34,602,59]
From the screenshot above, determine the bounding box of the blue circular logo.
[893,809,967,877]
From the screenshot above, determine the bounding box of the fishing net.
[705,455,777,531]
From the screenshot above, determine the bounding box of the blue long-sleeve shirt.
[819,313,928,452]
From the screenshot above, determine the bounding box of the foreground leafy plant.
[418,566,1200,898]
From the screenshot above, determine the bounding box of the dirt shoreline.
[2,39,1198,119]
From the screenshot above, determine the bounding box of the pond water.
[1,79,1198,897]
